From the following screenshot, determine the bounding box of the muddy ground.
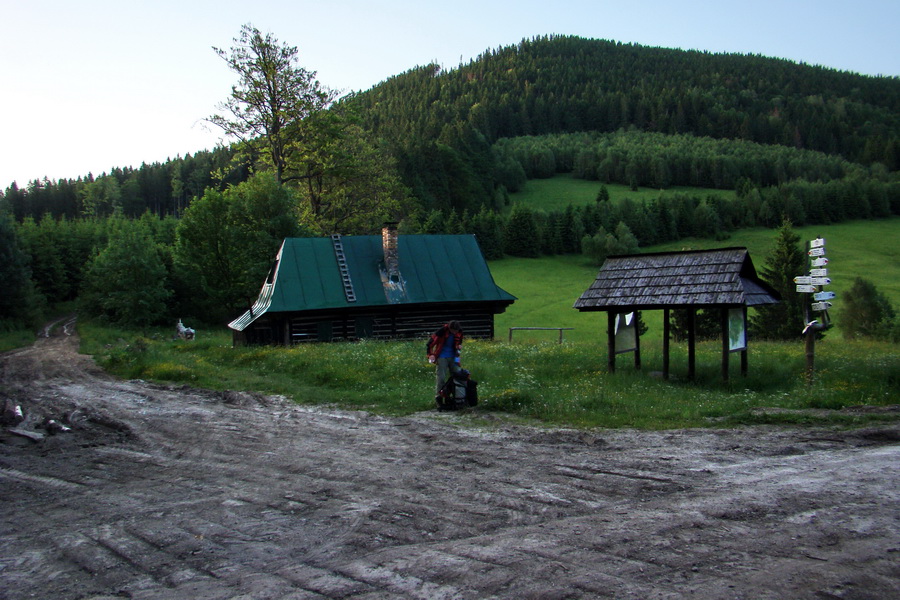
[1,318,898,600]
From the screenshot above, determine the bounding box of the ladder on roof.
[331,234,357,303]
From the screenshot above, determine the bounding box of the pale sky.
[2,0,898,188]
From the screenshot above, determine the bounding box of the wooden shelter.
[228,224,516,345]
[574,248,780,380]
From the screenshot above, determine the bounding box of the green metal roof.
[230,234,515,331]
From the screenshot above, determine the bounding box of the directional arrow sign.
[814,291,836,301]
[811,301,833,311]
[810,277,831,286]
[808,247,826,257]
[810,237,826,248]
[794,276,812,284]
[810,268,828,277]
[811,257,829,267]
[796,284,816,293]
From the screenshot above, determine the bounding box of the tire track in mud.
[1,322,898,599]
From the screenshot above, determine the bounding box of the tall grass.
[79,321,899,430]
[0,329,37,353]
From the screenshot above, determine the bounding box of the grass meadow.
[78,284,899,431]
[507,173,736,213]
[489,218,900,345]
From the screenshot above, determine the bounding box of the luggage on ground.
[437,369,478,411]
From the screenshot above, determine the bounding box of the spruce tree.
[470,206,504,260]
[750,220,807,340]
[503,205,540,257]
[595,185,610,203]
[0,210,44,329]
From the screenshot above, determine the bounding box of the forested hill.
[348,34,900,170]
[5,34,899,223]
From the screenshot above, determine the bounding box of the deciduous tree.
[174,173,305,321]
[209,24,334,184]
[839,277,896,340]
[210,26,409,235]
[80,220,171,327]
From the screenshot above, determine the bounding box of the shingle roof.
[230,234,515,331]
[573,247,780,311]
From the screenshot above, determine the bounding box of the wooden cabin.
[229,224,516,345]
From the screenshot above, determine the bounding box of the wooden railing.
[508,327,574,344]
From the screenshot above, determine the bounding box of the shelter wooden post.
[607,311,616,373]
[741,306,749,377]
[607,312,617,373]
[721,308,729,382]
[633,311,641,370]
[662,308,671,380]
[687,308,697,380]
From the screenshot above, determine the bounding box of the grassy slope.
[507,173,735,213]
[489,219,900,344]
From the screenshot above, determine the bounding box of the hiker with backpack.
[426,320,479,410]
[426,320,463,402]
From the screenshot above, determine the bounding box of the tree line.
[494,130,871,190]
[4,184,896,343]
[1,146,246,222]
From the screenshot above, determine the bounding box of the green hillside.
[507,172,735,213]
[348,35,900,214]
[490,218,900,344]
[6,35,899,227]
[353,35,900,163]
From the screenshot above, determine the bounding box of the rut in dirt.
[1,320,898,600]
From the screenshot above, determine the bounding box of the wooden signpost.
[797,237,835,383]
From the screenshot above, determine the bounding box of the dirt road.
[1,319,898,599]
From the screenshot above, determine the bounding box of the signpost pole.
[799,236,834,385]
[805,324,816,384]
[804,239,816,384]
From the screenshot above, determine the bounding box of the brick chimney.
[382,222,400,283]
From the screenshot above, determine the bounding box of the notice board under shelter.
[573,248,780,380]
